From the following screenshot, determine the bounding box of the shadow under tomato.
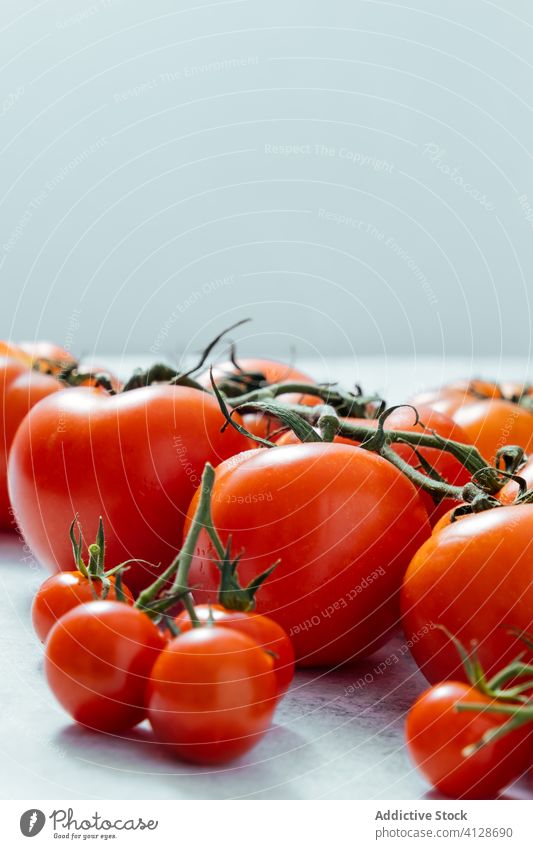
[54,719,309,787]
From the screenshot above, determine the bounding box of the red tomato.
[406,682,532,798]
[32,571,134,642]
[0,358,62,530]
[45,601,165,732]
[175,604,295,697]
[275,405,472,525]
[184,443,431,666]
[147,627,277,764]
[453,400,533,465]
[8,385,251,595]
[401,505,533,684]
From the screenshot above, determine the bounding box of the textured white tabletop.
[1,356,532,800]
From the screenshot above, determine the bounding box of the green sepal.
[215,536,280,611]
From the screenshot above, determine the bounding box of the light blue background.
[1,0,532,365]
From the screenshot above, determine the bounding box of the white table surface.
[1,356,532,800]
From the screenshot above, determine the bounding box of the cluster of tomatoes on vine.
[2,327,533,790]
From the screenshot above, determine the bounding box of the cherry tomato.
[406,682,532,798]
[8,385,251,595]
[0,358,62,530]
[45,601,165,732]
[276,405,472,525]
[175,604,295,697]
[32,571,134,642]
[147,627,277,764]
[401,505,533,684]
[185,443,431,666]
[453,399,533,465]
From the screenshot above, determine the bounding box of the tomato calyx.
[439,626,533,756]
[69,516,124,599]
[122,363,206,393]
[69,516,159,603]
[58,362,117,394]
[214,535,280,612]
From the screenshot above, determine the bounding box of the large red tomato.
[8,385,250,595]
[401,505,533,684]
[1,358,62,530]
[185,443,431,666]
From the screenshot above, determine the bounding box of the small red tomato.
[147,627,277,764]
[45,601,165,732]
[32,572,134,642]
[406,682,532,798]
[175,604,295,697]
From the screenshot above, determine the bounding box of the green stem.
[135,463,221,609]
[380,444,464,501]
[229,382,382,418]
[182,592,201,628]
[169,463,221,595]
[455,702,533,718]
[317,405,340,442]
[487,661,533,691]
[231,398,504,495]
